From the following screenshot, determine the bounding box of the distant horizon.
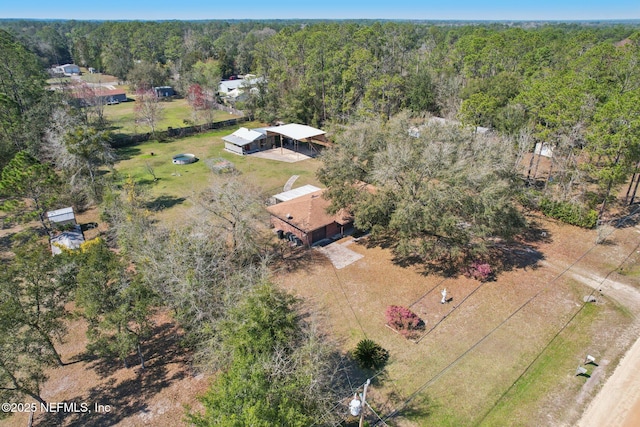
[3,1,640,22]
[2,18,640,23]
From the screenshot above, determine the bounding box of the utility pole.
[359,378,370,427]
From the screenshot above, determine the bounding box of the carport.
[265,123,332,156]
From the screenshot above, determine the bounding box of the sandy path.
[539,238,640,427]
[578,335,640,427]
[558,256,640,426]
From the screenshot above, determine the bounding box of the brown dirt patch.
[0,311,208,427]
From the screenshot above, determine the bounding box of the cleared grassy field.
[112,125,323,223]
[103,98,238,135]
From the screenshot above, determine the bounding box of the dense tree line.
[2,20,637,123]
[0,30,53,167]
[3,21,638,207]
[2,19,640,423]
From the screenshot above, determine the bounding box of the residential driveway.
[315,239,363,269]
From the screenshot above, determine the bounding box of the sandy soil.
[0,209,209,427]
[576,223,640,427]
[0,311,208,427]
[577,335,640,427]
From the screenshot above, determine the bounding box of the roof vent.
[286,213,293,219]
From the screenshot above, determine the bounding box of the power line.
[415,278,492,344]
[408,276,448,309]
[474,235,640,426]
[319,206,640,426]
[366,401,390,426]
[327,252,368,339]
[376,207,640,424]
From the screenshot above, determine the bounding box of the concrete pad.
[248,147,311,163]
[315,241,364,269]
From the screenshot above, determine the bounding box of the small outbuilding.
[47,207,77,228]
[47,207,85,255]
[223,127,268,155]
[154,86,175,97]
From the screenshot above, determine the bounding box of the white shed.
[223,127,267,155]
[47,207,77,227]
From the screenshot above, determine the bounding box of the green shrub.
[353,339,389,370]
[538,198,598,229]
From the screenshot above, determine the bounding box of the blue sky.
[3,0,640,21]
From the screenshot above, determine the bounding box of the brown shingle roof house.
[266,190,353,246]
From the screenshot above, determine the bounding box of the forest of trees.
[1,18,640,424]
[1,19,639,216]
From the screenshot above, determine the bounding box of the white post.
[349,393,362,417]
[359,379,370,427]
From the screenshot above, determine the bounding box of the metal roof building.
[47,207,76,226]
[272,185,322,203]
[265,124,328,145]
[223,127,267,155]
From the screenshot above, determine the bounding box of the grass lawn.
[103,98,239,135]
[110,123,640,426]
[276,214,637,426]
[112,124,323,223]
[78,71,119,84]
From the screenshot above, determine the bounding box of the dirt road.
[570,241,640,427]
[578,332,640,427]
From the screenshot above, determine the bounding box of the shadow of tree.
[115,146,141,161]
[382,393,433,425]
[0,226,49,253]
[34,322,189,427]
[145,196,187,212]
[494,242,545,272]
[354,222,547,278]
[271,243,327,274]
[0,230,18,254]
[613,204,640,228]
[519,219,553,244]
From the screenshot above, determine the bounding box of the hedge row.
[539,198,598,229]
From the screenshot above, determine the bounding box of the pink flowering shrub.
[385,305,424,338]
[466,262,493,282]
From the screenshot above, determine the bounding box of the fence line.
[111,116,248,147]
